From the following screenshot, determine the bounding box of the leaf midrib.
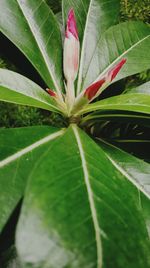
[80,23,150,91]
[0,83,58,112]
[81,113,150,123]
[72,124,103,268]
[103,149,150,199]
[0,129,64,168]
[93,34,150,83]
[79,94,150,114]
[16,0,62,97]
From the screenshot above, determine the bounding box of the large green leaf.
[0,0,64,96]
[62,0,120,94]
[0,126,64,232]
[0,69,59,112]
[80,21,150,91]
[97,139,150,237]
[125,81,150,95]
[78,93,150,115]
[16,126,150,268]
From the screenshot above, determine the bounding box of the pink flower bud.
[63,9,79,84]
[107,58,127,81]
[84,78,106,101]
[65,9,78,40]
[46,88,56,97]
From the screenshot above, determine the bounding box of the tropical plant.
[0,0,150,267]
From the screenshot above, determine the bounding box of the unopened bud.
[84,78,106,101]
[46,88,56,97]
[71,58,127,114]
[63,9,79,84]
[107,58,127,82]
[83,58,127,102]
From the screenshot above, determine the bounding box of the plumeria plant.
[0,0,150,267]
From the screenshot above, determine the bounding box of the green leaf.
[79,93,150,115]
[97,139,150,238]
[97,139,150,199]
[80,21,150,91]
[16,125,150,268]
[81,110,150,127]
[0,0,64,96]
[0,69,59,112]
[62,0,120,94]
[0,126,64,232]
[125,81,150,94]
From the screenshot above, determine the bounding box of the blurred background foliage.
[120,0,150,89]
[120,0,150,23]
[0,0,150,129]
[45,0,61,13]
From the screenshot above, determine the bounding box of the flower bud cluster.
[46,9,127,116]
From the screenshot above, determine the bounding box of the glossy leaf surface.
[16,126,150,268]
[98,140,150,239]
[0,126,64,232]
[79,93,150,115]
[0,0,64,96]
[80,21,150,91]
[98,140,150,199]
[62,0,120,94]
[0,69,59,112]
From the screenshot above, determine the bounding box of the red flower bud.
[46,88,56,97]
[73,58,127,111]
[65,9,78,40]
[107,58,127,81]
[84,78,106,100]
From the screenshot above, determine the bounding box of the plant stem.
[66,80,75,113]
